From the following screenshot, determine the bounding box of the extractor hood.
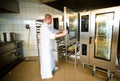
[40,0,56,3]
[42,0,120,12]
[0,0,19,13]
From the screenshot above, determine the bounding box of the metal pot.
[1,32,16,42]
[10,32,16,42]
[3,32,11,42]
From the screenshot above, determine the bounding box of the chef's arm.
[56,30,64,34]
[55,30,67,38]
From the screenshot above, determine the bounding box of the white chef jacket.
[39,23,58,79]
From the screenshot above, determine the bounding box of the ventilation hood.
[0,0,19,13]
[40,0,56,3]
[41,0,120,11]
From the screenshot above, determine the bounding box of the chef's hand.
[55,30,68,38]
[62,30,68,36]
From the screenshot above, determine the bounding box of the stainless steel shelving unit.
[36,20,43,55]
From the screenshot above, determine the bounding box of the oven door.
[90,8,119,72]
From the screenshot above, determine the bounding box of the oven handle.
[89,37,92,44]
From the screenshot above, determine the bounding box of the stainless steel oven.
[80,7,120,74]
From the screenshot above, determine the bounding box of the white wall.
[0,0,63,57]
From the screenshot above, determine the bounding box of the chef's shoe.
[55,67,58,70]
[52,67,58,75]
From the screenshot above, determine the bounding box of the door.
[80,12,91,66]
[90,8,120,72]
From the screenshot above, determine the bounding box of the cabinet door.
[0,51,17,70]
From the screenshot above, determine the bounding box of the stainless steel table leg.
[92,66,96,76]
[82,63,85,69]
[107,70,113,81]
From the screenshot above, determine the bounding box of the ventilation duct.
[0,0,19,13]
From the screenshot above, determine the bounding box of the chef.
[40,14,67,79]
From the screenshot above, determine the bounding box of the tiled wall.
[0,0,63,57]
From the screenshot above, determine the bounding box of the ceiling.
[41,0,120,12]
[0,0,120,13]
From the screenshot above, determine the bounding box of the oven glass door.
[69,13,78,39]
[94,12,114,61]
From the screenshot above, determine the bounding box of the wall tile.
[0,0,63,57]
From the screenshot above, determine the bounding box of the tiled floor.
[0,57,119,81]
